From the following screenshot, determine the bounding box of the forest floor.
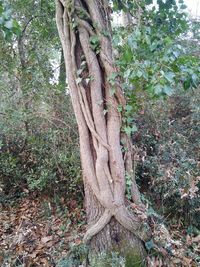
[0,192,200,267]
[0,192,86,266]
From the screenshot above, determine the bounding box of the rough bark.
[55,0,151,257]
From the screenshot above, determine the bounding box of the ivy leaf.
[4,19,13,29]
[154,84,163,95]
[180,4,187,9]
[145,0,153,5]
[163,85,174,96]
[117,105,123,112]
[145,239,155,250]
[12,20,21,36]
[132,125,138,133]
[77,69,82,76]
[125,105,132,112]
[136,70,143,78]
[164,72,175,83]
[124,125,138,136]
[89,35,99,44]
[102,29,110,37]
[110,87,116,96]
[76,77,82,84]
[183,79,191,90]
[124,126,132,136]
[108,72,118,86]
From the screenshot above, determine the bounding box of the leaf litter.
[0,192,86,266]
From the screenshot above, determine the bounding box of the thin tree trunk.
[58,49,66,89]
[55,0,151,260]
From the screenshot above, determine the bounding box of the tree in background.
[0,0,81,198]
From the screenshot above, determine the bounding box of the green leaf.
[122,48,133,63]
[124,126,132,136]
[124,125,138,136]
[110,87,116,96]
[180,4,187,9]
[163,72,175,83]
[125,105,132,112]
[132,125,138,133]
[4,19,13,29]
[109,72,118,80]
[76,77,82,84]
[145,0,153,5]
[0,16,4,25]
[101,29,110,37]
[89,35,99,44]
[117,105,123,112]
[136,70,143,78]
[77,69,82,76]
[108,72,118,86]
[163,85,174,96]
[183,79,191,90]
[145,239,155,250]
[126,179,132,186]
[154,84,163,95]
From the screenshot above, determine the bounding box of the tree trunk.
[55,0,151,260]
[58,49,66,89]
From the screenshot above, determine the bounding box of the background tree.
[0,0,81,197]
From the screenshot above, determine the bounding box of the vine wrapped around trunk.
[55,0,151,254]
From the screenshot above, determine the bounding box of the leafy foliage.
[0,0,20,39]
[113,0,199,101]
[0,86,81,197]
[133,89,200,228]
[0,0,81,199]
[112,3,200,264]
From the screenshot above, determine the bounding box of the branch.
[55,0,65,44]
[18,16,38,69]
[78,85,111,151]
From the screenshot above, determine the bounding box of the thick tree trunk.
[85,184,146,262]
[55,0,151,260]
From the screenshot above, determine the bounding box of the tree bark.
[55,0,151,259]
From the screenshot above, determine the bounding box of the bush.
[133,89,200,228]
[0,89,82,201]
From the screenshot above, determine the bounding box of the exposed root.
[84,204,151,243]
[83,209,112,243]
[114,205,151,242]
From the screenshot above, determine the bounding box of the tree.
[0,0,80,196]
[55,0,151,258]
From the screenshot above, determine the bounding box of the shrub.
[133,89,200,228]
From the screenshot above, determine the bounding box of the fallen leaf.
[192,235,200,243]
[41,236,53,243]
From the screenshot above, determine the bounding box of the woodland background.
[0,0,200,266]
